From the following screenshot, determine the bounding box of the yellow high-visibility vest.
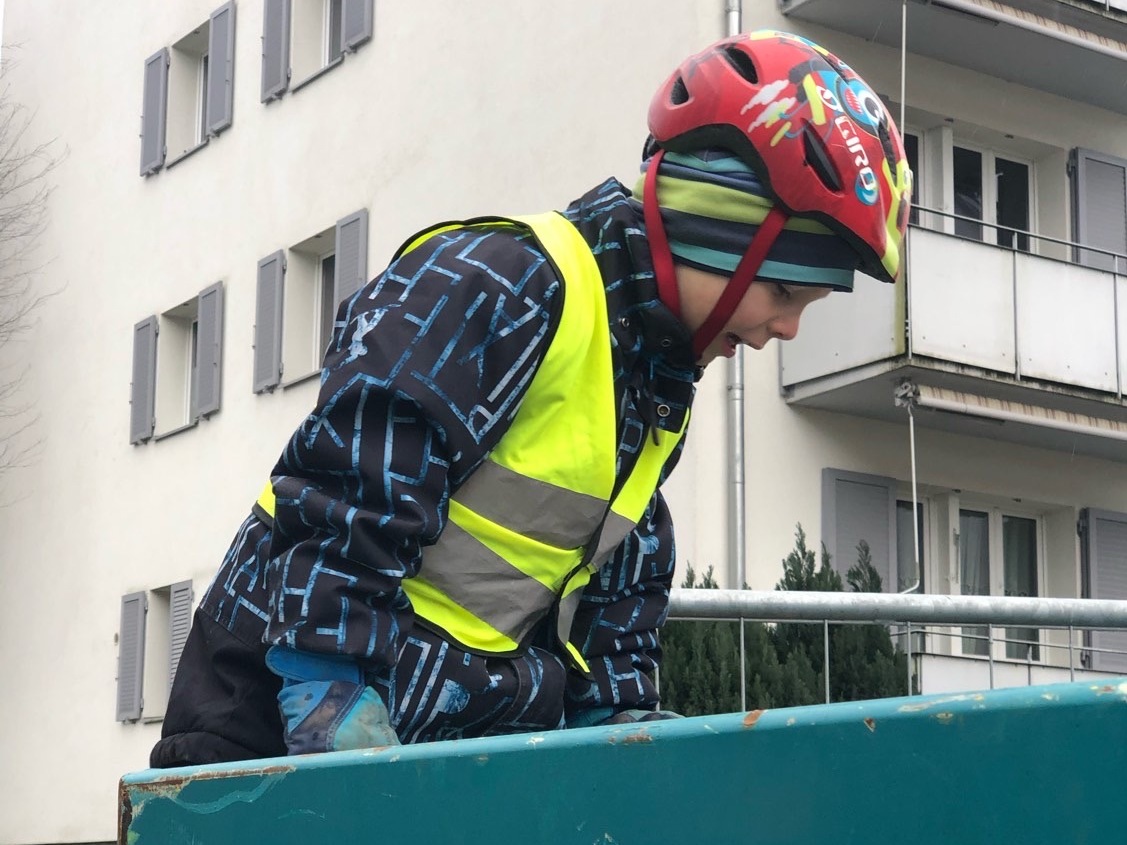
[258,212,688,672]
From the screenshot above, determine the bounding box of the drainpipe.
[727,0,742,36]
[725,0,746,590]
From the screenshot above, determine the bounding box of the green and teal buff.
[631,149,859,291]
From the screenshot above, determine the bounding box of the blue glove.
[567,707,682,729]
[265,645,400,755]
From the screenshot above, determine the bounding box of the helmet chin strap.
[643,148,790,362]
[643,149,682,320]
[690,205,788,360]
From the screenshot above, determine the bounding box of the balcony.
[780,217,1127,462]
[778,0,1127,115]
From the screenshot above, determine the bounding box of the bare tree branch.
[0,50,64,483]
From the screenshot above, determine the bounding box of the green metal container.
[120,678,1127,844]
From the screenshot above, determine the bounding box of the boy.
[152,30,910,765]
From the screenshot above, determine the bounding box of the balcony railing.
[783,210,1127,391]
[663,588,1127,706]
[910,208,1126,391]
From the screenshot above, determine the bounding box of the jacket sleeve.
[264,226,561,669]
[564,489,678,718]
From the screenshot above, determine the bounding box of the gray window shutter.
[116,592,147,722]
[1071,148,1127,274]
[168,580,194,690]
[1080,508,1127,673]
[261,0,292,102]
[342,0,373,52]
[333,209,369,306]
[206,2,237,136]
[130,316,158,444]
[195,281,224,418]
[140,48,169,176]
[254,251,285,393]
[821,468,897,592]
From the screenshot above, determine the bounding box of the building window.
[130,282,224,444]
[959,508,1041,661]
[952,143,1032,252]
[262,0,373,101]
[166,27,210,161]
[895,499,925,593]
[326,0,345,64]
[280,228,337,382]
[319,252,338,358]
[904,132,921,227]
[254,210,368,392]
[157,300,200,433]
[116,582,194,723]
[995,157,1030,251]
[953,146,983,242]
[140,2,235,176]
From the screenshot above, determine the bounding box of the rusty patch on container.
[118,780,133,844]
[622,731,654,745]
[129,763,296,801]
[863,717,876,733]
[1091,683,1127,696]
[743,709,766,728]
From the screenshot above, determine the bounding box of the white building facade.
[0,1,1125,842]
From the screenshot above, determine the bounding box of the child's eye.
[775,283,793,300]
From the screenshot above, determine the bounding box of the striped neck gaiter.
[631,149,860,291]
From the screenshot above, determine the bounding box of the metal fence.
[664,589,1127,707]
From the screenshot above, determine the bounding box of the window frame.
[117,581,194,724]
[142,2,235,175]
[261,210,368,391]
[950,139,1038,253]
[325,0,345,65]
[279,230,334,387]
[317,250,338,361]
[154,298,201,438]
[955,502,1046,663]
[196,52,211,146]
[895,497,926,594]
[902,128,923,227]
[147,281,224,441]
[266,0,373,98]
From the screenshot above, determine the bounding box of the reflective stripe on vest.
[257,212,688,672]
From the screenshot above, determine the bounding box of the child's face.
[675,267,831,366]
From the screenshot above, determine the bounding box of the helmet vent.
[721,46,758,84]
[802,126,843,193]
[670,76,690,105]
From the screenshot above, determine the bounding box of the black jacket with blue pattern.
[154,179,698,762]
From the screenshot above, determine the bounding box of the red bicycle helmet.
[644,30,912,358]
